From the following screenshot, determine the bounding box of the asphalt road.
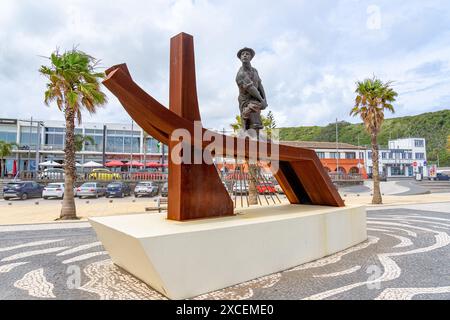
[0,202,449,300]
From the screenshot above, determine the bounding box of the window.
[85,135,103,152]
[85,129,104,135]
[415,153,425,160]
[368,151,372,159]
[19,126,39,146]
[0,131,17,143]
[345,152,356,159]
[146,138,160,153]
[382,152,387,159]
[359,152,364,159]
[316,152,325,159]
[44,127,65,150]
[414,140,424,148]
[329,152,340,159]
[107,129,141,153]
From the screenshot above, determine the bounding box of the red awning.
[126,161,144,167]
[105,160,125,167]
[145,162,160,168]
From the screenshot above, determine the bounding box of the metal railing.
[329,173,363,182]
[14,170,168,183]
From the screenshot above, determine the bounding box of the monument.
[236,47,267,134]
[89,32,367,300]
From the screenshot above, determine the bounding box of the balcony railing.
[328,173,363,182]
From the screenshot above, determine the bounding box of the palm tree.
[0,141,17,178]
[350,77,397,204]
[230,112,276,205]
[74,134,95,152]
[39,49,107,220]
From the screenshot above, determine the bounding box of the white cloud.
[0,0,450,130]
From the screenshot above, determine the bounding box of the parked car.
[436,172,450,181]
[160,182,168,197]
[43,183,78,199]
[3,181,44,200]
[232,180,249,195]
[367,172,387,181]
[106,182,132,198]
[256,181,276,194]
[38,168,65,180]
[76,182,107,198]
[134,181,159,197]
[88,168,121,181]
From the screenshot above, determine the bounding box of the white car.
[232,180,249,195]
[43,183,78,199]
[134,182,158,197]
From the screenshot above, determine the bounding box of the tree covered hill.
[280,109,450,166]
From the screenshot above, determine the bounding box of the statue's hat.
[237,47,255,59]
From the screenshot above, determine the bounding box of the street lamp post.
[102,125,107,167]
[335,118,340,177]
[130,120,134,171]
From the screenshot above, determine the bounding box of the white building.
[364,138,428,178]
[0,118,168,175]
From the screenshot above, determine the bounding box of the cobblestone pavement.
[0,203,449,300]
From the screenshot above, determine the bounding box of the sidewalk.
[0,193,449,225]
[342,192,450,207]
[0,200,159,225]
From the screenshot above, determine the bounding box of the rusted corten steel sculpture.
[103,32,345,221]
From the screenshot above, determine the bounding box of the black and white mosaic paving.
[0,203,449,300]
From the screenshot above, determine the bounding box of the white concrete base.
[89,204,367,300]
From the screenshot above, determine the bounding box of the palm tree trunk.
[60,107,77,220]
[248,162,259,205]
[0,158,4,179]
[371,134,382,204]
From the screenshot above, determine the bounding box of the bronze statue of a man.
[236,47,268,132]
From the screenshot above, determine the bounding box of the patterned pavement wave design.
[0,206,449,300]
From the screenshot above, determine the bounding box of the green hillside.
[280,109,450,166]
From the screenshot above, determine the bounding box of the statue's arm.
[237,72,265,103]
[259,81,268,108]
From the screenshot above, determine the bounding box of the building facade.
[0,118,168,176]
[364,138,428,178]
[281,141,368,178]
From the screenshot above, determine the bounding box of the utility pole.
[161,143,165,173]
[28,117,33,171]
[222,128,226,176]
[35,121,42,175]
[130,120,134,171]
[357,135,361,171]
[102,125,107,167]
[336,118,339,176]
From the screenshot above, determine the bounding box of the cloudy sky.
[1,0,450,130]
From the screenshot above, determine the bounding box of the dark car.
[160,182,168,197]
[3,181,44,200]
[436,172,450,181]
[106,182,132,198]
[367,173,387,182]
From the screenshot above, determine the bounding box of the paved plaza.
[0,202,449,300]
